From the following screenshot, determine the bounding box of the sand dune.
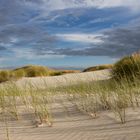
[16,69,111,89]
[0,70,140,140]
[0,98,140,140]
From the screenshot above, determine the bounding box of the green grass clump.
[24,66,50,77]
[12,69,26,79]
[83,64,113,72]
[0,71,11,83]
[0,65,60,83]
[0,70,25,83]
[14,65,52,77]
[50,71,63,76]
[112,53,140,81]
[0,65,81,83]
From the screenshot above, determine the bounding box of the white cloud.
[39,0,140,11]
[23,0,140,23]
[11,47,65,60]
[56,33,104,43]
[97,0,140,11]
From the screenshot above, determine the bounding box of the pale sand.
[0,99,140,140]
[16,69,111,89]
[0,70,140,140]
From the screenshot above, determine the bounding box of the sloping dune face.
[16,69,111,89]
[0,95,140,140]
[1,69,140,140]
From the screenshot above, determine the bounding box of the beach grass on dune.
[0,65,81,83]
[1,72,140,125]
[0,54,140,139]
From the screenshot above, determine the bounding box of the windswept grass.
[0,65,52,83]
[0,53,140,139]
[112,52,140,81]
[14,65,52,77]
[83,64,113,72]
[51,76,140,123]
[0,65,81,83]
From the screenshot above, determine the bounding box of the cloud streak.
[54,24,140,57]
[26,0,140,11]
[56,33,104,43]
[0,0,140,67]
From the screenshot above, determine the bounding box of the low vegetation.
[0,53,140,139]
[14,65,54,77]
[0,65,52,83]
[112,52,140,81]
[83,64,113,72]
[0,65,80,83]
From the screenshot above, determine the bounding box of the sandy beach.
[15,69,111,89]
[0,98,140,140]
[0,70,140,140]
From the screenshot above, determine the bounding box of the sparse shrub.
[0,71,10,83]
[50,71,63,76]
[61,70,80,74]
[0,65,78,82]
[83,64,113,72]
[13,69,25,79]
[24,66,49,77]
[112,53,140,81]
[26,68,40,77]
[0,70,25,82]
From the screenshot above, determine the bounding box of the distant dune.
[16,69,111,89]
[0,65,81,83]
[83,64,113,72]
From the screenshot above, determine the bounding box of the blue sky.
[0,0,140,69]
